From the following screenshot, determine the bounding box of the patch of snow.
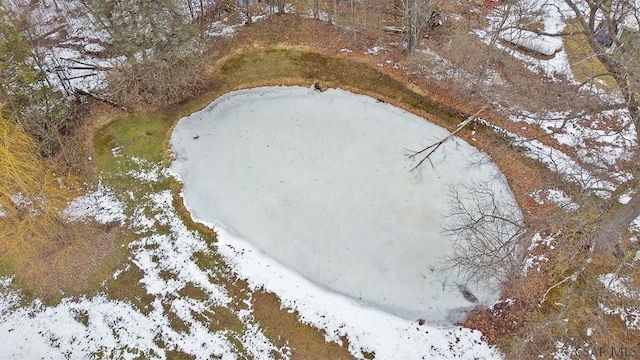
[130,207,156,235]
[0,290,170,359]
[382,59,407,72]
[490,298,515,317]
[44,47,119,92]
[599,273,640,330]
[529,232,556,251]
[111,263,130,280]
[600,273,640,299]
[552,341,597,360]
[477,0,577,80]
[9,193,32,211]
[522,254,549,275]
[477,118,615,196]
[111,145,123,157]
[9,0,122,93]
[207,18,239,37]
[630,214,640,235]
[530,188,579,210]
[209,3,293,38]
[0,277,21,313]
[599,302,640,330]
[129,190,230,300]
[500,28,563,56]
[365,46,385,55]
[339,48,353,53]
[83,42,105,53]
[63,182,126,224]
[125,156,170,183]
[523,232,555,276]
[619,191,634,204]
[509,109,636,171]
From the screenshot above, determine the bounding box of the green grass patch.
[94,113,170,164]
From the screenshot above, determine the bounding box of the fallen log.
[74,88,131,112]
[407,105,490,171]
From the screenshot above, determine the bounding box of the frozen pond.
[170,86,518,324]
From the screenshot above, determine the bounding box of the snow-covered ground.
[0,157,281,359]
[4,0,122,93]
[476,0,576,80]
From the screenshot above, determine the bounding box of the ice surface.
[170,86,519,324]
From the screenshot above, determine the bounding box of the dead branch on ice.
[406,105,490,171]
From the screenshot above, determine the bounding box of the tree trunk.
[331,0,337,25]
[277,0,285,15]
[406,0,419,53]
[594,190,640,254]
[240,0,252,24]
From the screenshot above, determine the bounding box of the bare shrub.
[106,53,208,108]
[16,94,80,157]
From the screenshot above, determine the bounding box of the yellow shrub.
[0,111,103,300]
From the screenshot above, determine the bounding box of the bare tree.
[500,0,640,255]
[82,0,200,58]
[241,0,252,25]
[441,1,640,354]
[561,0,640,254]
[106,53,207,108]
[401,0,438,52]
[80,0,209,107]
[407,105,489,170]
[443,181,527,285]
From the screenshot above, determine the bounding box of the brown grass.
[0,111,121,303]
[252,290,356,360]
[0,214,120,303]
[21,222,118,301]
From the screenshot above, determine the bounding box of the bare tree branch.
[407,105,490,171]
